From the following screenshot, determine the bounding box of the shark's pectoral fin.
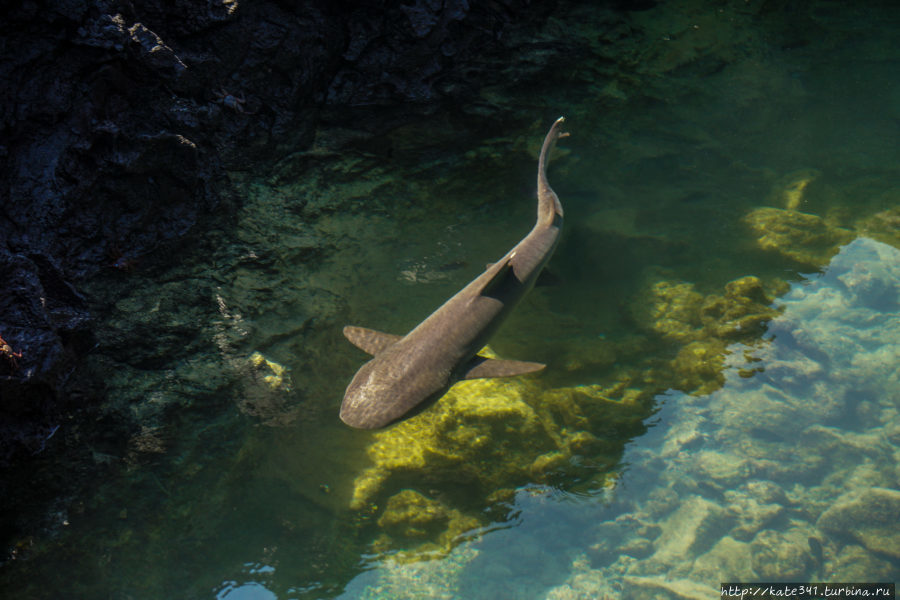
[460,355,546,380]
[343,326,403,356]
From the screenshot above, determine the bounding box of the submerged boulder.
[856,207,900,248]
[349,371,605,513]
[750,527,816,580]
[743,207,854,267]
[817,487,900,559]
[372,489,480,559]
[348,357,646,553]
[632,274,781,395]
[767,168,820,211]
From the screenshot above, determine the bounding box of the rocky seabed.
[357,237,900,600]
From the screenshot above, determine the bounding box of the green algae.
[349,352,661,557]
[767,168,821,211]
[744,207,855,267]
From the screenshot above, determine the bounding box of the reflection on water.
[3,1,900,598]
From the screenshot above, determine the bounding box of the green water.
[3,1,900,598]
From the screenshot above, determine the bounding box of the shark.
[340,117,569,429]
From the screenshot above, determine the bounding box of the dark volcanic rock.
[0,251,90,463]
[0,0,565,462]
[1,1,231,461]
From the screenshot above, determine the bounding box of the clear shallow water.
[3,1,900,598]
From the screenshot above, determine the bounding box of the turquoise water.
[3,1,900,598]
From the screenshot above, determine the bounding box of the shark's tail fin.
[537,116,568,228]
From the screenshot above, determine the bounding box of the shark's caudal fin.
[343,326,402,356]
[460,355,546,379]
[537,116,568,228]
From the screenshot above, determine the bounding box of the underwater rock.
[743,479,790,507]
[633,274,781,395]
[750,527,816,580]
[247,352,291,392]
[544,554,616,600]
[768,168,821,211]
[659,411,706,459]
[769,238,900,394]
[754,352,823,392]
[856,207,900,249]
[559,335,619,374]
[723,487,785,541]
[699,276,782,340]
[650,494,730,566]
[636,279,705,342]
[827,544,897,580]
[688,535,755,582]
[234,351,299,426]
[710,384,802,440]
[816,487,900,559]
[671,340,727,394]
[620,575,715,600]
[642,486,681,520]
[375,489,479,551]
[350,375,550,511]
[693,450,753,488]
[587,515,661,567]
[801,425,892,462]
[0,251,91,464]
[349,373,636,552]
[743,207,854,267]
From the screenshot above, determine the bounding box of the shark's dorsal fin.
[488,262,559,287]
[460,355,546,380]
[478,257,521,300]
[343,326,403,356]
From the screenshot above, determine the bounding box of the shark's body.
[340,117,568,429]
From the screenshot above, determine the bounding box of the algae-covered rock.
[234,351,298,426]
[349,365,638,555]
[768,168,821,211]
[699,276,782,339]
[693,449,752,487]
[750,527,816,580]
[723,487,785,541]
[634,274,781,394]
[247,351,291,391]
[621,575,716,600]
[856,207,900,248]
[637,279,706,342]
[650,495,730,566]
[689,536,755,582]
[744,207,854,267]
[817,487,900,559]
[671,340,727,394]
[377,490,450,538]
[349,369,627,525]
[349,375,548,511]
[828,544,897,580]
[374,489,480,558]
[544,554,616,600]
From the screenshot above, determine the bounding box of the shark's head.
[340,355,448,429]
